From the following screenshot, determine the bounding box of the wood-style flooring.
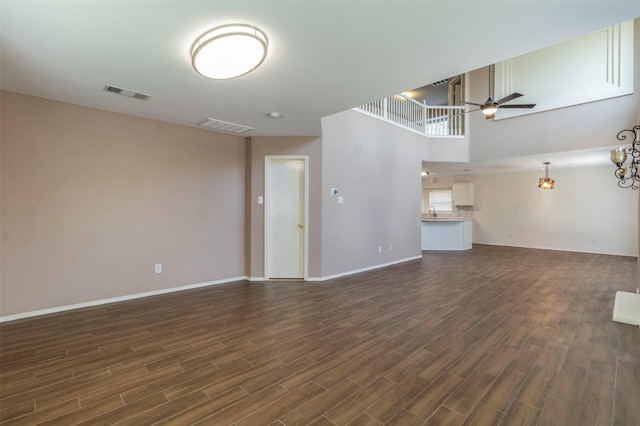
[1,244,639,425]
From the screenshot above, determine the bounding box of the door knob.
[298,223,304,228]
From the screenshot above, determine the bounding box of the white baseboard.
[307,255,422,282]
[0,276,247,323]
[1,256,424,322]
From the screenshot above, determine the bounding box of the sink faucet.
[428,205,437,217]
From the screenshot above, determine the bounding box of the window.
[429,189,452,212]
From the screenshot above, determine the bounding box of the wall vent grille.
[104,85,151,101]
[199,118,253,134]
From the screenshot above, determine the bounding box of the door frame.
[264,155,309,280]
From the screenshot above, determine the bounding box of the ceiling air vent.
[104,85,151,101]
[431,79,448,86]
[199,118,254,134]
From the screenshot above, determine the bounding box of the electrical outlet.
[155,264,162,274]
[378,246,382,253]
[389,244,393,251]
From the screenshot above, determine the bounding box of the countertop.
[422,218,472,222]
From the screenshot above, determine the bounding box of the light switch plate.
[338,196,344,204]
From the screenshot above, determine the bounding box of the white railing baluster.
[354,94,465,137]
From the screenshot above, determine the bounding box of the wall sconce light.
[610,125,640,190]
[538,162,554,190]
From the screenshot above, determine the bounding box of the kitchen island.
[421,218,472,250]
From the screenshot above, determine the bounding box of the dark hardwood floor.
[1,244,639,425]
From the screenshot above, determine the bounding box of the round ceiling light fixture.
[192,24,268,80]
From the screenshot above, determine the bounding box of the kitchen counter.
[422,218,471,222]
[421,219,472,250]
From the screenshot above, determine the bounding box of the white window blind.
[429,190,452,212]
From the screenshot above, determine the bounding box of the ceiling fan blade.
[451,108,479,117]
[499,104,536,109]
[495,92,523,104]
[463,101,484,107]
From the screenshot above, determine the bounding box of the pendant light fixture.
[192,24,268,79]
[538,162,554,190]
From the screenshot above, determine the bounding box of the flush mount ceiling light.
[538,162,555,190]
[191,24,268,79]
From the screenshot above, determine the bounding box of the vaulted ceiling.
[2,1,638,137]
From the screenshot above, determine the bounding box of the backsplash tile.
[422,205,474,220]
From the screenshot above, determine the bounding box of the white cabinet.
[421,220,472,250]
[452,182,474,206]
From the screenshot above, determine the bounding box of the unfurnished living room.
[1,2,639,425]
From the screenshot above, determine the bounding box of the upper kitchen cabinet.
[452,183,474,206]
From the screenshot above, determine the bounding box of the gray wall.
[319,109,425,278]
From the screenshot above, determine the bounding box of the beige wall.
[1,92,247,317]
[246,136,323,278]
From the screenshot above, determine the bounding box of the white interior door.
[266,157,306,279]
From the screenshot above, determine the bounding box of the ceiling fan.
[464,64,536,119]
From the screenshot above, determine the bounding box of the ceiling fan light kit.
[481,103,498,115]
[191,24,268,80]
[466,64,536,119]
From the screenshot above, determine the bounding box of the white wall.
[493,20,634,120]
[424,165,638,256]
[466,20,639,163]
[320,110,425,278]
[426,136,469,162]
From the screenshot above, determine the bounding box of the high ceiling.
[423,146,619,179]
[2,1,638,138]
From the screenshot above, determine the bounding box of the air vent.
[431,79,448,86]
[199,118,253,134]
[104,85,151,101]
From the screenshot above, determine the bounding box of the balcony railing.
[354,94,465,137]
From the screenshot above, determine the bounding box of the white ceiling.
[423,145,623,179]
[2,1,638,138]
